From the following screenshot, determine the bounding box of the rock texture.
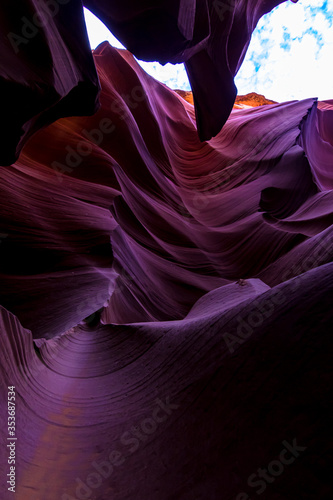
[0,0,289,165]
[0,40,332,500]
[174,89,195,105]
[175,89,277,108]
[235,92,277,107]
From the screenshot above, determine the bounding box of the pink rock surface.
[0,0,289,164]
[0,2,332,499]
[1,45,332,337]
[0,263,332,499]
[0,44,332,499]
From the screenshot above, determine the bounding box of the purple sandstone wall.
[0,1,332,499]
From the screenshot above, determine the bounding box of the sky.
[84,0,333,102]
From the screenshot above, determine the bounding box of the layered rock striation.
[0,42,332,499]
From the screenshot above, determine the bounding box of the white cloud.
[84,1,333,102]
[84,9,124,50]
[137,61,191,90]
[235,0,333,101]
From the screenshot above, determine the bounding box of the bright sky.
[84,0,333,102]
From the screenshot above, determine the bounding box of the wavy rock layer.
[1,44,332,336]
[175,90,277,108]
[0,0,290,164]
[0,42,332,500]
[1,268,332,500]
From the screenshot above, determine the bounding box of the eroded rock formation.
[0,0,288,164]
[1,1,332,499]
[175,89,277,108]
[0,41,332,499]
